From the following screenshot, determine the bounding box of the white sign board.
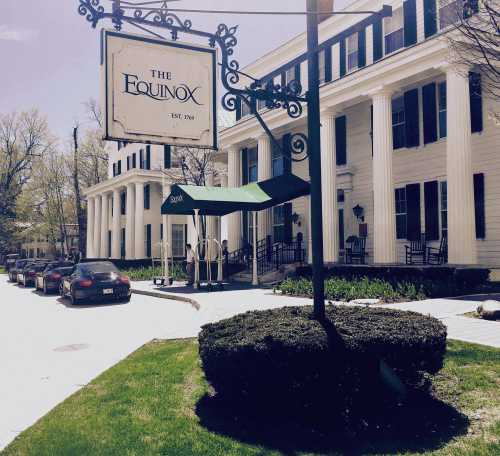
[102,30,217,149]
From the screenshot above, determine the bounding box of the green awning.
[161,174,310,216]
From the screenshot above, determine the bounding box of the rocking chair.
[405,234,427,264]
[427,236,448,265]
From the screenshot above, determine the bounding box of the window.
[272,143,284,177]
[132,153,137,169]
[338,209,345,250]
[395,187,407,239]
[241,100,252,117]
[248,148,258,183]
[438,82,447,138]
[120,192,126,215]
[347,33,358,72]
[273,205,285,243]
[145,146,151,170]
[440,181,448,237]
[172,224,185,257]
[164,145,171,169]
[139,149,144,169]
[384,7,404,54]
[144,184,150,210]
[284,67,295,87]
[392,96,406,149]
[120,228,126,258]
[337,189,345,203]
[318,49,326,83]
[439,0,462,29]
[116,160,121,176]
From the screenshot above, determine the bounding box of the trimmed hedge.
[199,306,447,419]
[294,265,490,298]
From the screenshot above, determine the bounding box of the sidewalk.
[132,281,500,348]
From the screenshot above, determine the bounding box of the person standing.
[185,244,194,286]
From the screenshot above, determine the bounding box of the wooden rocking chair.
[405,234,427,264]
[427,236,448,265]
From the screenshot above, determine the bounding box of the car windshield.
[56,267,74,275]
[33,264,48,272]
[81,262,119,274]
[15,260,28,268]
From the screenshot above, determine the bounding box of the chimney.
[318,0,334,23]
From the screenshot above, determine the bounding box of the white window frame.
[346,33,358,73]
[395,187,407,239]
[383,6,404,55]
[273,205,285,243]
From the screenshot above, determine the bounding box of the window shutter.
[235,97,242,121]
[335,115,347,166]
[469,72,483,133]
[324,46,332,82]
[144,184,150,210]
[146,224,152,258]
[294,64,301,85]
[372,17,383,61]
[117,160,121,175]
[112,163,116,177]
[284,202,293,244]
[357,28,366,68]
[422,83,438,144]
[283,134,292,175]
[339,39,346,77]
[139,150,144,169]
[404,89,420,148]
[403,0,417,46]
[423,0,437,38]
[406,183,421,240]
[127,156,130,171]
[241,148,248,185]
[424,181,439,240]
[474,173,486,239]
[146,145,151,170]
[164,145,171,169]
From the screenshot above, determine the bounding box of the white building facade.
[84,142,226,261]
[220,0,500,266]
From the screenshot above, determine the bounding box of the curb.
[132,288,200,310]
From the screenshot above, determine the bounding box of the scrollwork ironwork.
[289,133,309,162]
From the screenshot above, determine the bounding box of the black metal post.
[306,0,325,319]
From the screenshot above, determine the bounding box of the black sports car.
[60,261,131,305]
[9,259,32,283]
[35,261,74,293]
[20,261,49,287]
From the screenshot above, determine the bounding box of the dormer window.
[346,33,358,72]
[384,7,404,54]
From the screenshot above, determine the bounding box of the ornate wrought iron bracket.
[78,0,308,161]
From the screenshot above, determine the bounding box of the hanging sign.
[101,30,217,149]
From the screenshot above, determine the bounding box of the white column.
[111,189,121,259]
[227,147,242,251]
[446,66,477,264]
[134,182,145,259]
[257,134,273,241]
[100,193,109,258]
[206,172,218,260]
[125,184,135,259]
[86,196,95,258]
[372,88,397,264]
[162,184,171,257]
[321,108,339,263]
[93,195,102,258]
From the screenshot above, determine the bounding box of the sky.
[0,0,352,143]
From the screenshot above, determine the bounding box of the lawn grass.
[3,340,499,456]
[0,266,6,274]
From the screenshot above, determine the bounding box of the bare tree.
[0,110,51,254]
[446,1,500,118]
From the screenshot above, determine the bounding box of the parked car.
[60,261,131,305]
[35,262,74,294]
[5,254,20,272]
[9,259,32,283]
[16,260,36,285]
[20,261,49,287]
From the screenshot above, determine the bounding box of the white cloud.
[0,25,38,42]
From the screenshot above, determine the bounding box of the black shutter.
[164,145,171,169]
[283,133,292,175]
[474,173,485,239]
[422,83,438,144]
[127,156,130,171]
[335,115,347,166]
[406,183,421,240]
[372,18,383,61]
[241,148,249,245]
[132,153,136,169]
[404,0,418,46]
[324,46,332,82]
[469,72,483,133]
[144,184,150,210]
[423,0,437,38]
[339,39,346,77]
[146,224,152,258]
[146,145,151,169]
[112,163,116,177]
[424,181,439,240]
[117,160,121,175]
[235,97,241,121]
[284,202,293,244]
[404,89,420,148]
[294,64,301,85]
[357,28,366,68]
[139,150,144,169]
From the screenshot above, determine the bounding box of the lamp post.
[306,0,325,319]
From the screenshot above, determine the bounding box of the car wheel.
[43,281,48,294]
[22,277,26,287]
[70,287,80,306]
[59,283,65,298]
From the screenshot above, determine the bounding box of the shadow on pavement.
[153,282,256,295]
[454,293,500,302]
[196,391,469,455]
[55,296,129,310]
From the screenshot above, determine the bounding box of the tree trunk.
[73,127,87,257]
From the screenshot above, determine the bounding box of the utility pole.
[306,0,326,319]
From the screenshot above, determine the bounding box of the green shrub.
[122,263,187,282]
[277,276,425,302]
[199,306,447,420]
